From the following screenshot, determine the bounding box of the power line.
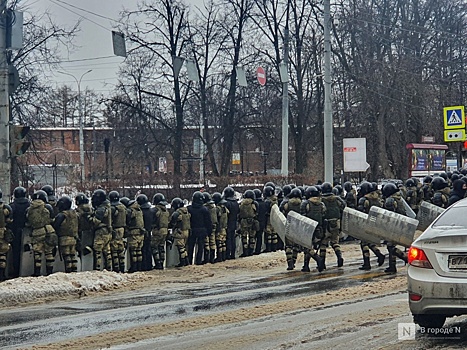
[48,0,111,31]
[53,0,120,23]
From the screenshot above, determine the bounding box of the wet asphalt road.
[2,256,467,350]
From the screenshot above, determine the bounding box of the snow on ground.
[0,241,397,308]
[0,270,142,307]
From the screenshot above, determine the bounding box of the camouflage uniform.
[169,206,191,267]
[203,200,218,264]
[126,201,145,272]
[54,209,79,273]
[282,196,302,270]
[110,200,127,272]
[238,196,259,257]
[357,190,386,270]
[215,200,229,262]
[26,199,56,276]
[151,203,170,270]
[88,200,112,271]
[321,193,346,267]
[264,193,279,252]
[0,202,13,281]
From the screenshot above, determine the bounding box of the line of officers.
[0,172,456,281]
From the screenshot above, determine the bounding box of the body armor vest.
[322,195,340,219]
[302,198,324,223]
[155,204,170,229]
[112,203,127,228]
[128,204,144,229]
[206,203,218,226]
[76,204,93,232]
[59,210,78,237]
[239,198,256,219]
[285,197,302,215]
[28,200,50,229]
[218,204,229,230]
[176,207,191,231]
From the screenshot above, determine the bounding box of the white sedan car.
[408,198,467,328]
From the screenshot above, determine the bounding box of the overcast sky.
[23,0,204,94]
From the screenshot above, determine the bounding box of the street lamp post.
[58,69,92,185]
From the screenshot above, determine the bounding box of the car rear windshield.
[432,207,467,228]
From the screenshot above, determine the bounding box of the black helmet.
[451,173,460,182]
[405,178,416,188]
[359,182,372,196]
[171,197,184,209]
[136,194,149,206]
[223,186,235,199]
[243,189,255,200]
[57,196,72,211]
[120,197,130,207]
[253,189,262,200]
[343,181,353,193]
[382,183,398,198]
[423,175,433,184]
[265,181,275,190]
[371,182,378,192]
[109,191,120,203]
[41,185,54,196]
[431,177,448,191]
[192,191,205,205]
[321,182,333,194]
[439,172,448,181]
[298,186,305,198]
[91,189,107,207]
[75,193,88,205]
[13,186,27,199]
[282,185,292,197]
[263,185,275,198]
[212,192,222,204]
[334,184,343,195]
[203,192,213,204]
[152,193,168,206]
[289,188,302,199]
[32,190,48,203]
[305,186,320,199]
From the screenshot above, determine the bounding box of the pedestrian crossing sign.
[444,106,465,129]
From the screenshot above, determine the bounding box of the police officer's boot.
[155,259,163,270]
[320,249,327,270]
[209,250,216,264]
[376,251,386,266]
[176,255,187,268]
[286,259,295,271]
[359,256,371,270]
[0,268,6,281]
[301,256,311,272]
[264,242,271,253]
[312,254,325,272]
[203,249,210,264]
[336,251,344,267]
[33,266,41,277]
[385,248,397,274]
[222,251,227,261]
[46,266,53,276]
[119,263,126,273]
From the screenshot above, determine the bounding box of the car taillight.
[408,246,433,269]
[409,292,422,301]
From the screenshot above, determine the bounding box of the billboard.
[410,149,445,172]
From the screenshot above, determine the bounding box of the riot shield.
[285,211,318,249]
[366,206,419,247]
[341,207,380,245]
[270,204,286,244]
[78,230,94,271]
[19,227,34,277]
[401,197,417,219]
[416,201,445,231]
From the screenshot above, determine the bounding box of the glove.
[23,243,32,252]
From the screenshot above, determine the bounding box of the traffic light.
[10,125,31,157]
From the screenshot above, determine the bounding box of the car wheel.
[413,314,446,328]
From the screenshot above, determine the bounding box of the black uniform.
[224,197,239,259]
[187,202,212,265]
[8,197,30,278]
[141,202,156,271]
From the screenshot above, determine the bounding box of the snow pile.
[0,270,140,306]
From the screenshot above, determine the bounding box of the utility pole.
[280,0,290,177]
[58,69,92,186]
[0,0,10,199]
[323,0,334,183]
